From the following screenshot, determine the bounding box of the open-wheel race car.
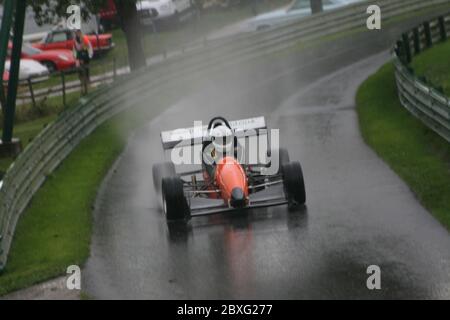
[152,116,306,221]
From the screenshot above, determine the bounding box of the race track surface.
[83,13,450,299]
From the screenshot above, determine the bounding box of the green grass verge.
[0,119,125,295]
[411,39,450,96]
[356,62,450,229]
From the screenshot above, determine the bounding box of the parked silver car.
[250,0,364,30]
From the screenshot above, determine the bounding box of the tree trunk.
[114,0,146,71]
[310,0,323,14]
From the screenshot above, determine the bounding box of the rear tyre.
[282,161,306,208]
[162,177,191,221]
[268,148,289,174]
[278,148,290,173]
[152,162,176,192]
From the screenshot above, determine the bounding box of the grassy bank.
[411,40,450,96]
[0,119,125,295]
[0,107,135,295]
[356,63,450,229]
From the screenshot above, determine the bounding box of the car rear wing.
[160,116,267,150]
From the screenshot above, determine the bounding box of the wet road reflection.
[164,206,309,299]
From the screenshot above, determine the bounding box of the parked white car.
[3,59,49,82]
[136,0,194,25]
[249,0,363,30]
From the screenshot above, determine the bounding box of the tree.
[310,0,323,14]
[27,0,146,71]
[114,0,146,71]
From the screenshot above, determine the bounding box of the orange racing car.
[152,116,306,221]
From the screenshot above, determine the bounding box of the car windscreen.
[22,43,41,55]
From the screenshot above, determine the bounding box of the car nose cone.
[230,187,245,208]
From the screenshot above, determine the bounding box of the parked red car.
[32,29,114,56]
[99,0,120,31]
[8,42,76,72]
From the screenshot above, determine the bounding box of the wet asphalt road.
[83,13,450,299]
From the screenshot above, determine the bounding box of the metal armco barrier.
[0,0,449,269]
[394,12,450,143]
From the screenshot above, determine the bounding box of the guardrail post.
[413,28,421,54]
[27,78,36,110]
[61,70,66,107]
[401,33,412,64]
[395,40,403,60]
[438,16,447,41]
[423,21,433,48]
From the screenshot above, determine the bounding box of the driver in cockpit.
[202,121,235,179]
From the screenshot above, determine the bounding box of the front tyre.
[276,148,290,174]
[282,161,306,208]
[161,177,191,221]
[152,162,176,192]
